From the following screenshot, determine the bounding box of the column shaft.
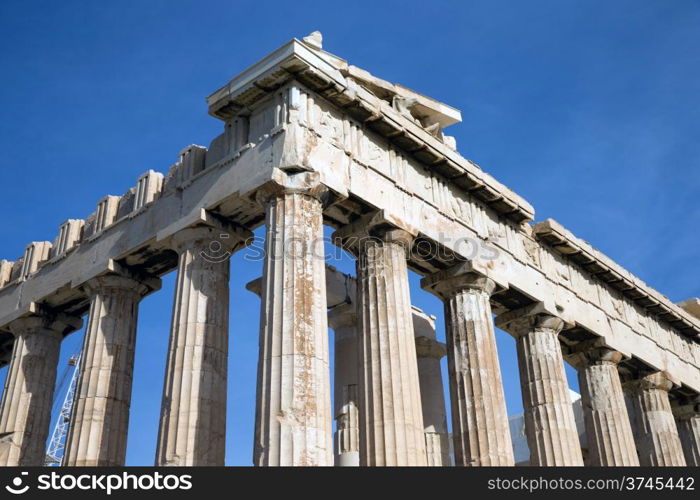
[254,191,332,466]
[498,312,583,466]
[445,285,515,466]
[627,372,686,466]
[156,227,234,466]
[415,336,450,466]
[64,275,153,466]
[355,229,426,466]
[675,409,700,466]
[0,317,65,466]
[330,303,359,466]
[574,347,639,466]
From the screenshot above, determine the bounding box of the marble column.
[329,303,359,467]
[424,270,513,466]
[156,224,249,466]
[413,311,450,466]
[253,177,333,466]
[64,273,159,466]
[497,309,583,466]
[568,344,639,466]
[674,402,700,466]
[344,224,427,466]
[625,372,686,466]
[0,314,80,466]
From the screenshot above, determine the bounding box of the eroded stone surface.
[498,308,584,466]
[253,174,332,467]
[64,274,159,466]
[0,314,80,466]
[156,225,248,466]
[625,372,686,466]
[423,270,513,466]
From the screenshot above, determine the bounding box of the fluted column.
[568,344,639,466]
[423,270,513,466]
[625,372,686,466]
[674,402,700,466]
[335,219,426,466]
[253,175,332,466]
[413,314,450,466]
[497,308,583,466]
[329,303,359,466]
[0,314,80,466]
[156,223,249,466]
[64,274,159,466]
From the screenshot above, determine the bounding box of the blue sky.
[0,0,698,465]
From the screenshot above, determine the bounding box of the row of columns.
[0,172,698,466]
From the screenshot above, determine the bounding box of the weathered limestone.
[0,313,81,466]
[156,223,250,466]
[328,303,360,467]
[63,273,160,466]
[497,307,584,466]
[253,173,333,466]
[413,309,450,466]
[423,269,513,466]
[567,343,639,466]
[0,33,699,469]
[625,372,686,466]
[334,215,427,466]
[674,401,700,466]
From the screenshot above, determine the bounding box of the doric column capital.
[625,371,677,394]
[169,221,252,255]
[7,311,82,338]
[254,170,335,206]
[673,401,700,421]
[83,272,161,299]
[328,302,356,330]
[332,210,418,255]
[414,335,446,359]
[564,339,626,370]
[421,263,496,300]
[495,304,565,338]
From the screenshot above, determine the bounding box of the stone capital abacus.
[422,264,497,300]
[7,311,82,339]
[495,304,566,339]
[83,273,161,301]
[673,401,700,421]
[414,335,446,359]
[253,170,337,207]
[625,371,677,394]
[332,210,418,256]
[328,302,356,331]
[168,221,252,256]
[564,339,626,371]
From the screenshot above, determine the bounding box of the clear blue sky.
[0,0,698,465]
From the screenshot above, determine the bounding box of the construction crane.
[44,352,81,466]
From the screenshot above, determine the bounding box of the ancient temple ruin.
[0,32,698,467]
